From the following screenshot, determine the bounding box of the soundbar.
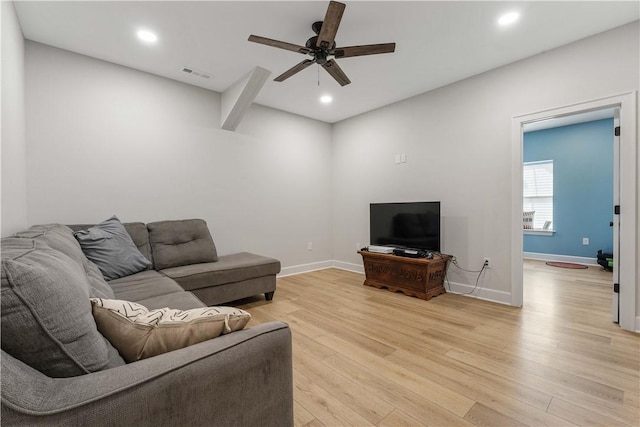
[393,248,421,258]
[367,245,395,254]
[393,248,434,259]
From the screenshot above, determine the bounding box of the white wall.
[332,22,639,303]
[25,42,332,268]
[17,21,640,312]
[1,1,28,236]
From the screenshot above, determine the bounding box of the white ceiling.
[14,1,639,124]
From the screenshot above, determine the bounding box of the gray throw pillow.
[74,216,151,280]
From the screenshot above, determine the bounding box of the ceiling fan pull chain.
[317,64,320,86]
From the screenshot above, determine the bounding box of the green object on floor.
[607,258,613,267]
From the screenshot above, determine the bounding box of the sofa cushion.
[14,224,115,299]
[137,291,206,311]
[147,219,218,270]
[90,298,251,362]
[74,216,151,280]
[161,252,281,291]
[109,270,185,302]
[1,237,125,377]
[15,224,85,264]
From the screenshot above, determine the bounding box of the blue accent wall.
[523,119,613,257]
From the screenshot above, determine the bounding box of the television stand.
[358,251,452,301]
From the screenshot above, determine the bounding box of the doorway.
[521,109,617,319]
[510,92,637,332]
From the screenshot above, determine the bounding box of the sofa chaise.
[68,218,281,306]
[1,220,292,426]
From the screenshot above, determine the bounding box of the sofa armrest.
[2,321,293,427]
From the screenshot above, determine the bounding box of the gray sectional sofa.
[1,220,292,426]
[69,218,282,306]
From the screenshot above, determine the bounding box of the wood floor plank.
[291,308,398,358]
[378,408,426,427]
[547,397,628,427]
[304,418,326,427]
[316,333,476,417]
[293,369,375,427]
[294,401,316,427]
[556,340,640,370]
[463,402,527,427]
[290,328,336,361]
[503,341,639,392]
[384,348,576,426]
[447,342,638,425]
[323,352,476,427]
[292,345,395,425]
[237,261,640,427]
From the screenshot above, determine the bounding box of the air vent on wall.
[182,66,212,79]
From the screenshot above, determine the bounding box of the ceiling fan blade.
[322,59,351,86]
[274,59,316,82]
[333,43,396,58]
[316,1,346,50]
[248,35,312,55]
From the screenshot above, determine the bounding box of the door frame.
[510,92,637,332]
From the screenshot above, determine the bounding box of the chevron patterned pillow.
[90,298,251,362]
[523,211,535,230]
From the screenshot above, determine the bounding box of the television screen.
[370,202,441,252]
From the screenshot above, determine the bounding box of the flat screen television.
[370,201,441,252]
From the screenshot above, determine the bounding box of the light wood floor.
[239,260,639,427]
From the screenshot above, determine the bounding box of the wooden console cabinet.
[358,251,452,301]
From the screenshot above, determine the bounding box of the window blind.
[523,160,553,229]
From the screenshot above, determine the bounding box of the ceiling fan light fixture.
[498,12,520,27]
[320,95,333,104]
[136,29,158,43]
[248,1,394,87]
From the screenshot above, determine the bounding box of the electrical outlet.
[483,258,491,268]
[582,237,589,245]
[307,242,313,251]
[356,242,361,250]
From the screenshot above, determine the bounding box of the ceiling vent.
[182,67,211,79]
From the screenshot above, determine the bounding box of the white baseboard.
[278,261,334,277]
[332,260,364,274]
[278,260,512,306]
[278,260,364,277]
[635,316,640,333]
[524,252,598,266]
[444,281,512,305]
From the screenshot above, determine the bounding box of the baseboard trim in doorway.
[444,281,512,305]
[524,252,598,266]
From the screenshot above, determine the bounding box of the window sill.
[524,229,555,236]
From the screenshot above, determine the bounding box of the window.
[523,160,553,229]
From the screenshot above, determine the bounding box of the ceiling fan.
[248,1,396,86]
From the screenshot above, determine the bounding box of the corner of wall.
[1,1,28,236]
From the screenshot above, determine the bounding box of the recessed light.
[498,12,519,27]
[320,95,333,104]
[136,29,158,43]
